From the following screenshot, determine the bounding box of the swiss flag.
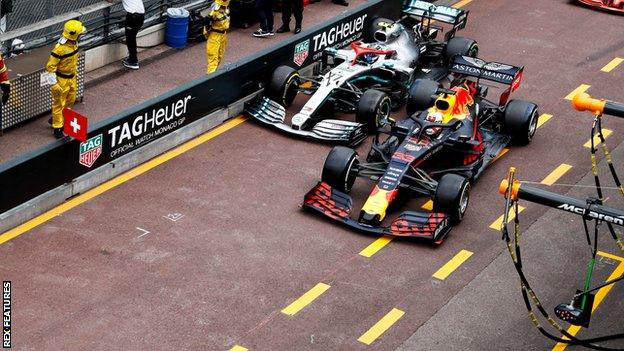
[63,108,88,142]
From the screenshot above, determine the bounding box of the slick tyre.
[322,146,359,193]
[268,65,300,107]
[444,37,478,64]
[356,89,391,133]
[406,79,439,116]
[366,17,394,42]
[433,174,470,225]
[504,100,539,145]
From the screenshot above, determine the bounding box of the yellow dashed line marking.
[597,250,624,263]
[541,164,572,186]
[432,249,473,280]
[536,113,553,129]
[0,116,249,246]
[490,205,526,230]
[230,346,248,351]
[281,283,331,316]
[358,308,405,345]
[600,57,624,73]
[453,0,473,8]
[583,129,612,148]
[359,236,393,258]
[421,200,434,211]
[565,84,590,101]
[552,253,624,351]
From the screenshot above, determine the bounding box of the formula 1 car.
[245,0,479,146]
[576,0,624,13]
[303,55,539,244]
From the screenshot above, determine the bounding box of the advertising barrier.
[0,0,401,215]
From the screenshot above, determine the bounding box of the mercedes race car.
[576,0,624,13]
[303,55,539,244]
[245,0,479,146]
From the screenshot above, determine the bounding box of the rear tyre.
[322,146,359,193]
[366,17,394,42]
[504,100,539,145]
[433,174,470,225]
[356,89,392,133]
[268,65,300,107]
[444,37,478,64]
[406,79,439,116]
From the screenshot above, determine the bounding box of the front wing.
[303,182,453,244]
[245,97,367,146]
[576,0,624,13]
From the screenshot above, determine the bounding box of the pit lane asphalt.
[1,0,624,350]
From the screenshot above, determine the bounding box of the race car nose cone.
[292,113,308,130]
[359,210,381,226]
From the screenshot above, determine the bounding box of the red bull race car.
[303,56,539,244]
[576,0,624,13]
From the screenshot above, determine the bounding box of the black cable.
[499,164,624,349]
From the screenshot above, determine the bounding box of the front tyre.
[433,174,471,225]
[504,100,539,145]
[322,146,359,193]
[444,37,478,64]
[268,65,300,107]
[356,89,392,133]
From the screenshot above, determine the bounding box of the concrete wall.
[84,23,167,72]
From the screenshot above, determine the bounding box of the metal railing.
[0,0,212,132]
[0,0,211,53]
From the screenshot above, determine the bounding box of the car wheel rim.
[458,184,469,217]
[528,110,538,140]
[344,157,358,192]
[284,74,299,106]
[377,99,391,126]
[469,44,479,57]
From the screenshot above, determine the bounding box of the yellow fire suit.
[204,5,230,74]
[46,38,79,129]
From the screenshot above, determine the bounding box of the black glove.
[1,83,10,105]
[203,16,212,27]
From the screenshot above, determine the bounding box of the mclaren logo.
[557,204,624,225]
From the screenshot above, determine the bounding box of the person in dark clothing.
[253,0,274,37]
[108,0,145,69]
[276,0,303,34]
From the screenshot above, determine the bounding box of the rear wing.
[403,0,468,28]
[450,55,524,91]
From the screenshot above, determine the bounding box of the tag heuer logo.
[79,134,103,168]
[293,39,310,67]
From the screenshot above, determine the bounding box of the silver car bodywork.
[247,0,468,145]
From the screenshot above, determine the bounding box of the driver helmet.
[363,53,377,64]
[432,93,458,123]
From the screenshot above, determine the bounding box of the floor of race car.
[1,0,624,350]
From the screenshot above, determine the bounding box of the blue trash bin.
[165,8,190,49]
